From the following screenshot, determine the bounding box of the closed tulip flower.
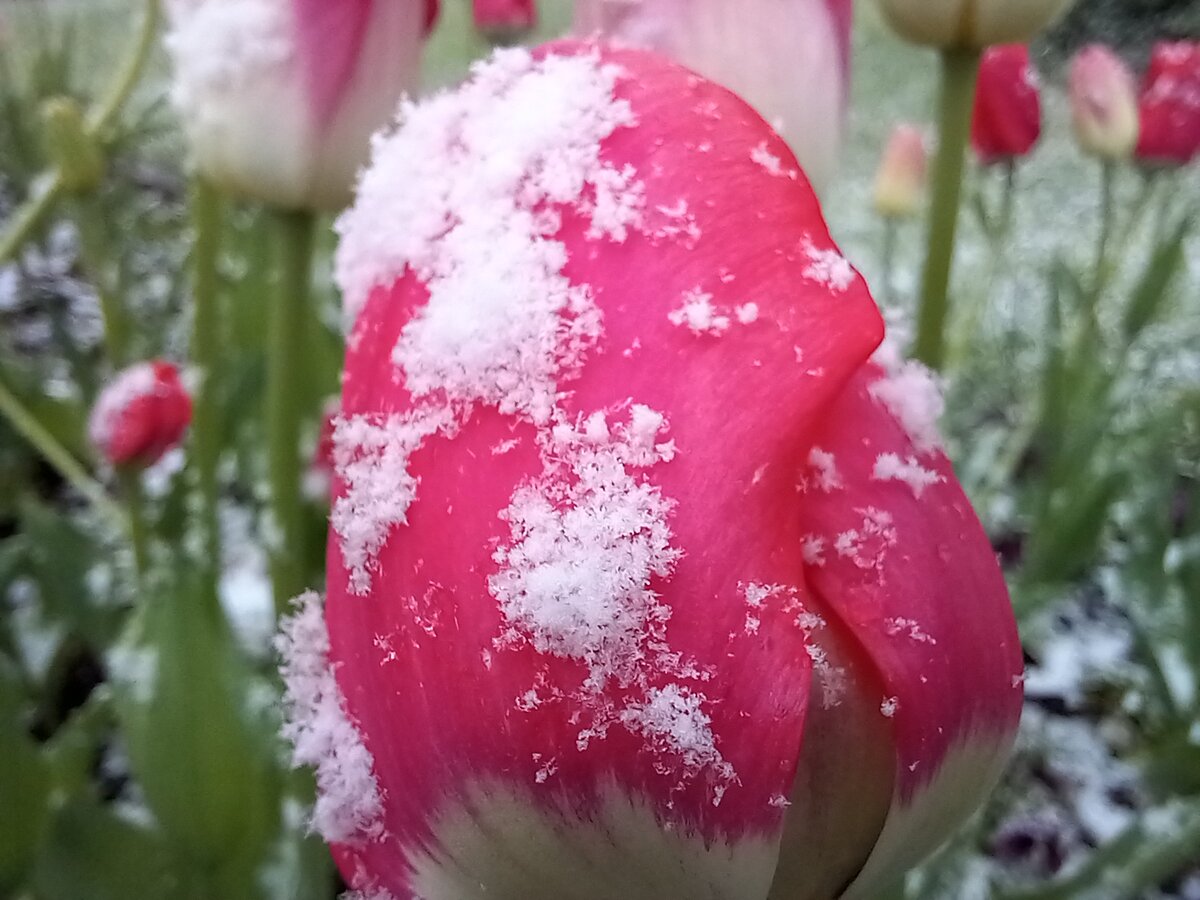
[278,43,1023,899]
[971,45,1041,164]
[89,360,192,467]
[165,0,438,210]
[877,0,1072,49]
[1069,45,1139,162]
[874,124,927,217]
[573,0,852,189]
[1135,41,1200,167]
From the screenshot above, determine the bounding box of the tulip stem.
[189,177,224,609]
[914,46,982,370]
[0,376,127,530]
[87,0,162,139]
[879,217,899,306]
[0,171,65,265]
[948,161,1018,369]
[266,208,315,613]
[1093,161,1117,292]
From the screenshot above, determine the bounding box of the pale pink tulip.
[572,0,852,190]
[1069,45,1140,161]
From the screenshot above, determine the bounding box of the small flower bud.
[1135,41,1200,167]
[1069,45,1139,161]
[88,360,192,467]
[472,0,536,42]
[971,45,1042,164]
[873,124,928,218]
[40,97,104,193]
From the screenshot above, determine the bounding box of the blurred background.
[1,0,1199,898]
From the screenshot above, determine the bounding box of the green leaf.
[110,570,282,896]
[1121,214,1192,343]
[31,798,174,900]
[1023,468,1127,587]
[19,496,123,645]
[0,656,51,893]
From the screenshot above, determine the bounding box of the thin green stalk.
[86,0,161,139]
[914,46,982,370]
[266,208,315,613]
[0,0,158,266]
[189,178,223,608]
[879,216,899,306]
[74,195,149,580]
[0,171,64,264]
[74,194,130,364]
[1092,161,1117,295]
[118,467,150,577]
[0,376,125,528]
[949,161,1018,369]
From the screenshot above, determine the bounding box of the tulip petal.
[292,0,373,128]
[793,357,1024,894]
[322,42,885,898]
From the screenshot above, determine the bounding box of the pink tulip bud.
[971,44,1042,164]
[873,124,927,218]
[473,0,536,40]
[1069,45,1140,161]
[88,361,192,467]
[281,43,1023,899]
[572,0,852,190]
[1135,41,1200,167]
[165,0,437,211]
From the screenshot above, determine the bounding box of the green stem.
[879,216,899,306]
[0,171,64,264]
[949,161,1018,368]
[1093,161,1117,294]
[0,377,125,527]
[189,178,224,609]
[86,0,162,139]
[266,208,315,613]
[914,46,982,370]
[118,467,150,577]
[74,195,130,364]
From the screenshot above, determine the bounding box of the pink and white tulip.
[1069,45,1140,162]
[89,360,192,467]
[165,0,438,210]
[278,43,1023,899]
[572,0,852,189]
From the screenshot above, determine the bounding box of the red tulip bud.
[473,0,536,40]
[1135,41,1200,167]
[88,360,192,467]
[282,43,1023,899]
[971,44,1041,164]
